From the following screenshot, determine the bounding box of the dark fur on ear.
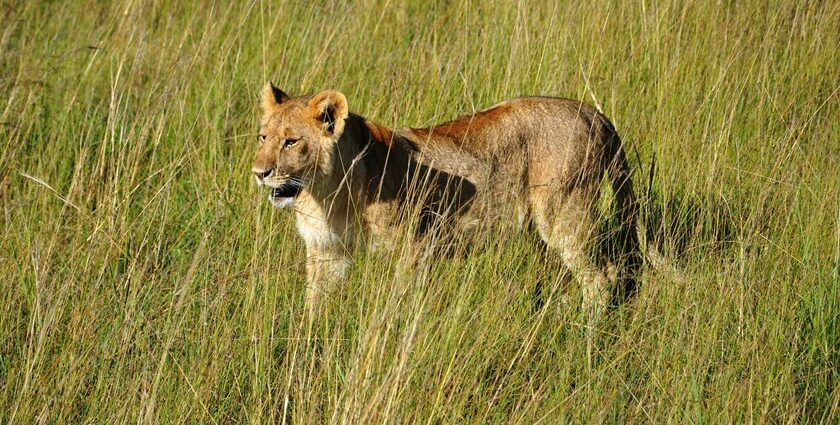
[262,81,289,110]
[308,90,349,136]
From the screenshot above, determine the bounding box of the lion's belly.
[362,201,403,254]
[410,155,530,238]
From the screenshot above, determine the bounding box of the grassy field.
[1,0,839,422]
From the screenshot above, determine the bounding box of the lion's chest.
[293,193,346,248]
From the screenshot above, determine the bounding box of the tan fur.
[252,82,640,317]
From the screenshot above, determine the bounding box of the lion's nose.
[252,167,273,180]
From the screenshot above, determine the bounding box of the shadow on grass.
[639,187,740,262]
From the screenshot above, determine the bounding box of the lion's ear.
[308,90,349,136]
[262,81,289,110]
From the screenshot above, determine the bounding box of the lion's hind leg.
[531,188,610,327]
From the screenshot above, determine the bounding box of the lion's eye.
[283,139,299,150]
[258,134,267,144]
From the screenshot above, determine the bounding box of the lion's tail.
[603,120,637,237]
[602,117,643,297]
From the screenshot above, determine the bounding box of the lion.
[252,82,640,320]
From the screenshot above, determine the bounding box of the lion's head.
[252,82,349,208]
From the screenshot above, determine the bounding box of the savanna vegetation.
[1,0,838,422]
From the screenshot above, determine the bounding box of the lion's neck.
[304,114,415,213]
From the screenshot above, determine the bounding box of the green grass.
[1,0,839,422]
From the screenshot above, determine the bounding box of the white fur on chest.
[294,193,343,248]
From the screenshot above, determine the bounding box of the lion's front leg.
[304,244,351,309]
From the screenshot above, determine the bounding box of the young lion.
[252,82,640,319]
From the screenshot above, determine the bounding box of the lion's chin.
[269,194,295,209]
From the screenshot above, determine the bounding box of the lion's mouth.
[267,180,303,208]
[271,184,302,199]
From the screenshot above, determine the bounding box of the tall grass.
[1,0,838,422]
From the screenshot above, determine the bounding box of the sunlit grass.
[1,0,838,422]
